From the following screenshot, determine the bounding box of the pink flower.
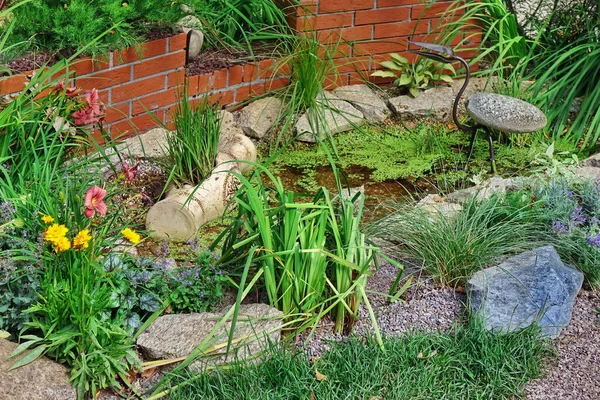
[83,186,107,218]
[72,107,99,126]
[56,80,80,97]
[85,89,102,115]
[121,161,139,180]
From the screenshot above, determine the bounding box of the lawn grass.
[167,322,550,400]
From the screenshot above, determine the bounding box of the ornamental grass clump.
[166,93,222,187]
[371,193,548,287]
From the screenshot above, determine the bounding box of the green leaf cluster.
[371,54,455,97]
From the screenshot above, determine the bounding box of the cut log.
[146,133,256,240]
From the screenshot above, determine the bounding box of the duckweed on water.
[265,123,553,192]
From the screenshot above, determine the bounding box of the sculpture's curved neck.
[453,56,471,133]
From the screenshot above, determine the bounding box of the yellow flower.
[53,236,71,253]
[121,228,141,244]
[44,224,69,244]
[73,229,92,250]
[41,215,55,224]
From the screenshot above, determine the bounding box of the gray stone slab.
[466,92,547,133]
[136,303,283,371]
[388,86,454,121]
[235,96,283,139]
[467,246,583,338]
[0,339,76,400]
[332,84,390,123]
[296,91,364,142]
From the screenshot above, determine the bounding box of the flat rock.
[575,166,600,181]
[467,246,583,338]
[415,194,463,221]
[388,86,454,121]
[296,91,364,142]
[332,84,390,123]
[235,97,283,139]
[105,127,170,160]
[446,176,519,204]
[0,339,76,400]
[466,92,547,133]
[137,303,282,371]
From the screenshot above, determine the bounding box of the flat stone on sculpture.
[466,92,547,133]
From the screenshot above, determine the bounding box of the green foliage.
[169,250,227,313]
[214,165,385,336]
[371,54,455,97]
[167,95,222,186]
[371,194,548,286]
[5,0,289,59]
[168,322,550,400]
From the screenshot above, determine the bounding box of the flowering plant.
[47,82,105,138]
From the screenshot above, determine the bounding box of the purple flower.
[587,234,600,248]
[552,220,570,234]
[571,206,587,226]
[186,238,199,252]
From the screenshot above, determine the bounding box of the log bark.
[145,133,255,240]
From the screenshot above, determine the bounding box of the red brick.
[169,33,188,52]
[197,74,211,94]
[76,65,131,91]
[354,39,408,56]
[317,25,373,42]
[264,77,290,92]
[167,70,186,88]
[317,43,352,59]
[133,52,185,79]
[212,68,228,90]
[296,2,317,17]
[334,56,371,73]
[323,73,349,90]
[355,7,410,25]
[236,83,266,103]
[185,75,200,96]
[228,65,244,86]
[0,74,27,94]
[258,59,276,79]
[110,111,164,137]
[212,89,234,106]
[319,0,373,13]
[412,2,454,19]
[131,90,178,116]
[378,0,416,7]
[299,13,353,30]
[243,63,259,82]
[104,102,130,124]
[113,75,166,103]
[348,71,369,85]
[115,38,167,66]
[373,21,429,39]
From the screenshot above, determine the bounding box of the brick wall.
[0,1,478,138]
[289,0,479,86]
[0,33,288,138]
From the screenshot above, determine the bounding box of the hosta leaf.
[371,70,397,78]
[439,75,454,83]
[409,87,420,98]
[443,63,456,74]
[398,74,412,86]
[389,53,409,65]
[380,61,403,71]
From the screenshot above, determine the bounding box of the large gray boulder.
[296,91,364,142]
[235,96,283,139]
[388,86,454,121]
[332,84,390,123]
[446,176,520,204]
[466,92,547,133]
[0,339,76,400]
[136,303,283,371]
[467,246,583,338]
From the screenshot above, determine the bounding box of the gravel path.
[300,264,600,400]
[524,290,600,400]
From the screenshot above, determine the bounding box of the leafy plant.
[371,54,455,97]
[167,94,222,186]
